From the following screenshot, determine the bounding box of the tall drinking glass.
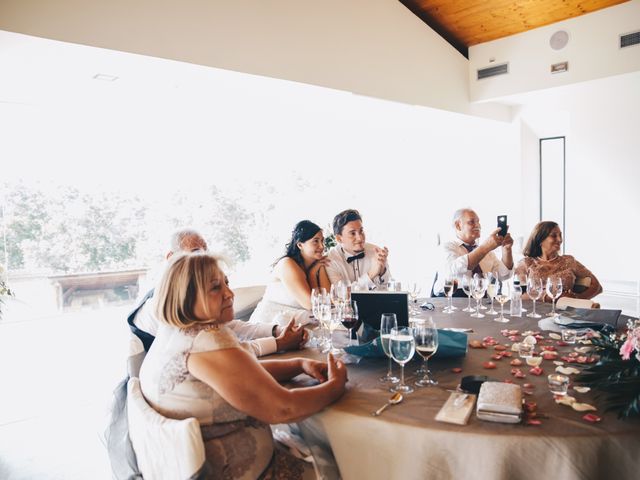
[494,279,511,323]
[546,276,563,317]
[408,283,421,315]
[461,273,473,312]
[379,313,400,384]
[390,327,416,394]
[413,318,439,387]
[318,299,332,352]
[527,276,543,318]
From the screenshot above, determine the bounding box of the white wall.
[469,0,640,102]
[514,71,640,286]
[0,0,476,114]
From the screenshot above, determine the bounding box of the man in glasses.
[433,208,513,296]
[326,209,392,290]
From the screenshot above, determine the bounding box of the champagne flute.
[379,313,400,384]
[413,317,439,387]
[443,276,455,314]
[486,272,498,315]
[494,279,511,323]
[461,273,474,312]
[470,274,488,318]
[546,276,563,318]
[318,299,332,352]
[341,300,359,346]
[527,276,543,318]
[389,327,416,394]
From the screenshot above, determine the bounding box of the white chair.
[233,285,266,320]
[127,378,206,480]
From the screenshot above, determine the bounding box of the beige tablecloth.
[287,299,640,480]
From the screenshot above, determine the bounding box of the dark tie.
[346,252,365,263]
[462,244,483,276]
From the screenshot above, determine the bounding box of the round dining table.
[282,298,640,480]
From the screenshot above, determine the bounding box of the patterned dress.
[139,323,310,479]
[515,255,597,295]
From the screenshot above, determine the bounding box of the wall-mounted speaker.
[550,30,569,50]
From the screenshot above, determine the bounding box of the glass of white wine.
[443,276,455,314]
[413,318,439,387]
[408,282,421,315]
[494,279,511,323]
[527,275,543,318]
[379,313,400,384]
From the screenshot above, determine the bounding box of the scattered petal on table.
[572,402,597,412]
[555,395,576,406]
[573,386,591,394]
[582,413,601,423]
[549,333,562,340]
[526,357,543,367]
[556,366,581,375]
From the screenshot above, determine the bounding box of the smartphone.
[497,215,508,237]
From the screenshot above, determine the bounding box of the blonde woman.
[140,252,347,479]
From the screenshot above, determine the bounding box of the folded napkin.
[343,327,467,359]
[476,381,522,424]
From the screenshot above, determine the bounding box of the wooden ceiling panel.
[400,0,630,57]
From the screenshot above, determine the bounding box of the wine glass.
[408,283,421,315]
[379,313,399,384]
[389,327,416,394]
[527,276,543,318]
[470,274,488,318]
[413,317,439,387]
[326,302,343,354]
[443,276,455,314]
[318,298,332,352]
[461,273,474,312]
[486,272,498,315]
[546,276,563,318]
[311,288,326,348]
[341,300,359,346]
[494,279,511,323]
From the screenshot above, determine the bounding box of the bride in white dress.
[250,220,332,326]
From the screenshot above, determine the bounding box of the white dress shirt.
[326,243,391,290]
[133,300,278,357]
[433,239,512,294]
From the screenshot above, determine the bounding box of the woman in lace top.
[515,221,602,300]
[140,252,347,479]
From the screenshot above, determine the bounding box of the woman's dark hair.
[523,221,559,258]
[332,209,362,235]
[274,220,322,268]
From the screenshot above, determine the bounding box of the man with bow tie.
[433,208,513,296]
[326,209,392,290]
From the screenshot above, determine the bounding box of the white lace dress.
[140,323,309,479]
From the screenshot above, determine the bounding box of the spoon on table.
[372,392,403,416]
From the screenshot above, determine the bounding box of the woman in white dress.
[140,252,347,479]
[250,220,332,325]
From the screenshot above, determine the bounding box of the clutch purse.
[476,382,522,424]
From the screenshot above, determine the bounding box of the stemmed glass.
[318,296,333,352]
[486,273,499,315]
[546,276,563,318]
[494,279,511,323]
[408,283,421,315]
[461,273,474,312]
[413,317,439,387]
[341,300,359,346]
[311,288,327,348]
[389,327,416,394]
[326,302,343,354]
[443,276,455,313]
[527,276,543,318]
[470,274,488,318]
[379,313,400,384]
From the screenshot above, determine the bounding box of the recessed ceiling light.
[93,73,119,81]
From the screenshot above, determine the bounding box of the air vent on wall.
[620,31,640,48]
[477,62,509,80]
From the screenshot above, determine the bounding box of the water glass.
[389,327,416,394]
[461,273,473,312]
[443,276,456,313]
[470,274,488,318]
[561,328,577,344]
[486,272,498,315]
[527,276,543,318]
[494,279,511,323]
[548,373,569,396]
[546,276,563,317]
[379,313,399,384]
